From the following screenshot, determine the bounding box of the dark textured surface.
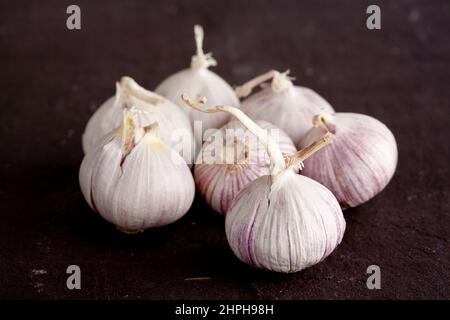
[0,0,449,299]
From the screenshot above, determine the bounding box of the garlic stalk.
[236,70,335,145]
[79,110,195,233]
[155,25,240,147]
[82,77,194,164]
[190,24,217,70]
[182,95,296,214]
[298,112,398,208]
[183,95,345,273]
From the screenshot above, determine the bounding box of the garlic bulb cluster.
[183,97,345,273]
[75,21,398,274]
[236,70,335,145]
[155,25,239,140]
[187,103,296,214]
[298,113,398,208]
[82,77,193,164]
[79,111,195,233]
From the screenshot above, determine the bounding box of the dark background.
[0,0,449,299]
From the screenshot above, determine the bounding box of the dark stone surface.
[0,0,448,299]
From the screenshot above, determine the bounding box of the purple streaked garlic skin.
[237,70,335,145]
[194,120,296,214]
[298,112,398,208]
[225,170,346,273]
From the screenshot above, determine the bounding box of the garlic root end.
[116,226,144,234]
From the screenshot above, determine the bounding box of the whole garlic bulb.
[227,168,345,273]
[183,96,345,273]
[193,118,296,214]
[82,77,194,164]
[155,25,239,140]
[236,70,335,145]
[298,113,398,208]
[79,111,195,233]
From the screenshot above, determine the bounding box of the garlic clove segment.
[182,96,345,273]
[82,77,194,165]
[298,112,398,208]
[79,111,195,233]
[155,25,239,139]
[193,119,296,214]
[236,70,335,145]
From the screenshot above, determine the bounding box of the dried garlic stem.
[120,76,162,105]
[235,70,278,98]
[285,132,335,168]
[181,95,286,175]
[235,69,294,98]
[194,24,205,57]
[181,95,209,111]
[271,70,294,93]
[313,114,335,133]
[191,25,217,69]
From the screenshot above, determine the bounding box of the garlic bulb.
[155,25,239,142]
[183,96,345,273]
[298,113,398,208]
[191,112,296,214]
[236,70,335,145]
[82,77,194,164]
[79,110,195,233]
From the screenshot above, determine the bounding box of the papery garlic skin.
[79,124,195,232]
[194,120,296,214]
[82,78,193,164]
[239,71,334,145]
[155,25,239,136]
[226,169,345,273]
[298,113,398,208]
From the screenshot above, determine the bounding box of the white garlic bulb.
[82,77,194,164]
[183,96,345,273]
[155,25,239,140]
[236,70,335,145]
[193,118,296,214]
[79,111,195,233]
[227,168,345,273]
[298,113,398,208]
